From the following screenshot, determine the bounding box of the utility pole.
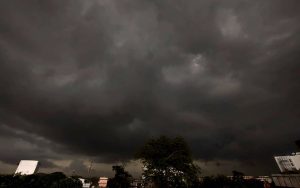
[88,160,93,180]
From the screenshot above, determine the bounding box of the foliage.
[0,172,82,188]
[89,176,101,187]
[135,136,201,188]
[232,170,244,186]
[107,165,132,188]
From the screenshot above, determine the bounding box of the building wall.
[272,174,300,188]
[274,154,300,172]
[292,154,300,171]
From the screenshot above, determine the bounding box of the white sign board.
[15,160,39,175]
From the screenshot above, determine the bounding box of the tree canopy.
[136,136,201,188]
[107,165,132,188]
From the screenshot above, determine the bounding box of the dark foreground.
[0,172,274,188]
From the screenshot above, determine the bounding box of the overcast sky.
[0,0,300,177]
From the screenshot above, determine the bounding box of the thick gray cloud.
[0,0,300,175]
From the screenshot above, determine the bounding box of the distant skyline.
[0,0,300,177]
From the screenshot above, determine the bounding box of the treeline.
[0,172,82,188]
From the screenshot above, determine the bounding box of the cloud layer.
[0,0,300,175]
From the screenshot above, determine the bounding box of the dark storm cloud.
[0,0,300,174]
[0,124,58,168]
[64,159,88,175]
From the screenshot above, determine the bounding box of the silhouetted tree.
[136,136,201,188]
[107,165,132,188]
[232,170,244,182]
[89,176,101,187]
